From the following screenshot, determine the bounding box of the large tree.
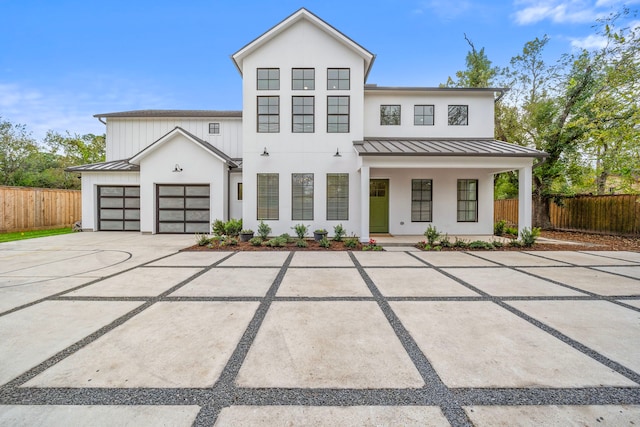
[443,34,498,88]
[0,117,39,186]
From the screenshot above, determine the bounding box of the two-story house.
[68,8,545,240]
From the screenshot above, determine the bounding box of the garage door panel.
[124,221,140,230]
[159,186,184,196]
[157,185,210,234]
[125,210,140,220]
[159,198,184,209]
[159,210,185,221]
[186,198,209,209]
[186,223,210,233]
[98,186,140,232]
[100,209,123,220]
[100,198,124,208]
[186,186,209,196]
[186,211,209,221]
[125,198,140,208]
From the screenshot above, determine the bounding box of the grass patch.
[0,227,73,243]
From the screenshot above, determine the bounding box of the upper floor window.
[257,68,279,90]
[327,96,349,133]
[257,96,279,133]
[292,68,315,90]
[292,96,314,133]
[448,105,468,125]
[208,123,220,134]
[380,105,401,125]
[327,68,350,90]
[414,105,434,126]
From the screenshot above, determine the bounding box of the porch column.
[518,166,533,235]
[360,166,370,243]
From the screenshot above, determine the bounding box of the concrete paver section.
[509,300,640,373]
[289,251,354,267]
[146,251,231,267]
[25,302,259,388]
[171,268,280,297]
[519,267,640,296]
[391,301,636,388]
[413,252,498,267]
[444,268,585,297]
[470,251,569,267]
[0,250,99,274]
[524,251,637,266]
[0,300,141,386]
[217,251,289,267]
[0,405,200,427]
[596,266,640,280]
[236,301,424,388]
[622,299,640,309]
[0,277,94,313]
[1,250,132,278]
[582,251,640,263]
[215,405,450,426]
[67,267,202,297]
[365,268,478,297]
[464,405,640,427]
[353,251,425,267]
[278,268,371,297]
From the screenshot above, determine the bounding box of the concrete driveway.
[0,233,639,426]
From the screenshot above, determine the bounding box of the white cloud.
[570,33,608,48]
[512,0,639,25]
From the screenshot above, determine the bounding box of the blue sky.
[1,0,638,140]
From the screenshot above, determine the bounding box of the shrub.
[265,236,287,247]
[224,218,243,237]
[296,239,308,248]
[520,227,541,247]
[439,234,452,248]
[292,223,309,239]
[257,220,271,240]
[241,229,254,234]
[424,225,441,246]
[318,236,331,248]
[509,239,524,248]
[494,219,507,236]
[362,238,383,251]
[333,224,346,242]
[195,233,212,246]
[492,240,504,248]
[344,237,358,248]
[453,238,469,248]
[212,219,226,237]
[469,240,495,250]
[249,236,263,246]
[221,237,238,247]
[505,226,518,236]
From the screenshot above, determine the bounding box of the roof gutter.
[97,116,106,125]
[494,88,509,103]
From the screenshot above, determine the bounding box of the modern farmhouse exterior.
[69,8,546,241]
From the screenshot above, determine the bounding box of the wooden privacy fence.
[494,194,640,236]
[0,186,81,233]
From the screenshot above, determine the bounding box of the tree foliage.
[444,34,498,88]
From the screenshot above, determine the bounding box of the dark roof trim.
[354,138,548,159]
[94,110,242,119]
[364,86,509,98]
[65,159,140,172]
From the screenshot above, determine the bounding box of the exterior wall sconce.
[334,148,341,157]
[173,164,183,172]
[261,147,270,156]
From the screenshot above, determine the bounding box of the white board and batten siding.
[80,172,141,231]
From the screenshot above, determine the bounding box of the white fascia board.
[129,128,229,165]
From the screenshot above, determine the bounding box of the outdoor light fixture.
[261,147,270,156]
[333,148,341,157]
[172,164,183,172]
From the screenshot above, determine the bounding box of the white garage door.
[157,185,210,233]
[98,186,141,231]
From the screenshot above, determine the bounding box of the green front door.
[369,179,389,233]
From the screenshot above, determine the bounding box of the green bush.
[494,219,507,236]
[257,220,271,240]
[221,237,238,247]
[224,218,243,237]
[265,236,288,247]
[520,227,541,247]
[212,219,226,237]
[296,239,308,248]
[332,224,346,242]
[505,226,518,236]
[292,223,309,239]
[344,237,358,248]
[249,236,263,246]
[469,240,495,250]
[424,225,441,246]
[453,238,469,248]
[492,240,504,248]
[195,233,212,246]
[439,234,452,248]
[318,236,331,248]
[509,239,524,248]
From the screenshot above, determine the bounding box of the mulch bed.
[182,230,640,252]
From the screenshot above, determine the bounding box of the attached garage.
[98,186,141,231]
[156,184,210,233]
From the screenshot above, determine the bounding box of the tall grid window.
[414,105,434,126]
[327,96,349,133]
[292,173,314,220]
[292,96,314,133]
[209,123,220,134]
[292,68,315,90]
[327,68,350,90]
[257,96,279,133]
[380,105,401,125]
[448,105,468,125]
[257,68,279,90]
[457,179,478,222]
[411,179,433,222]
[327,173,349,220]
[257,174,279,220]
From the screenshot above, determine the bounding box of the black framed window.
[292,96,314,133]
[257,174,279,220]
[457,179,478,222]
[292,173,314,220]
[208,123,220,134]
[257,68,279,90]
[257,96,279,133]
[411,179,433,222]
[414,105,434,126]
[327,96,349,133]
[380,105,401,125]
[292,68,315,90]
[327,68,350,90]
[327,173,349,220]
[448,105,468,125]
[237,182,243,201]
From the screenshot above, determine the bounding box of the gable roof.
[94,110,242,119]
[129,126,238,167]
[232,8,375,81]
